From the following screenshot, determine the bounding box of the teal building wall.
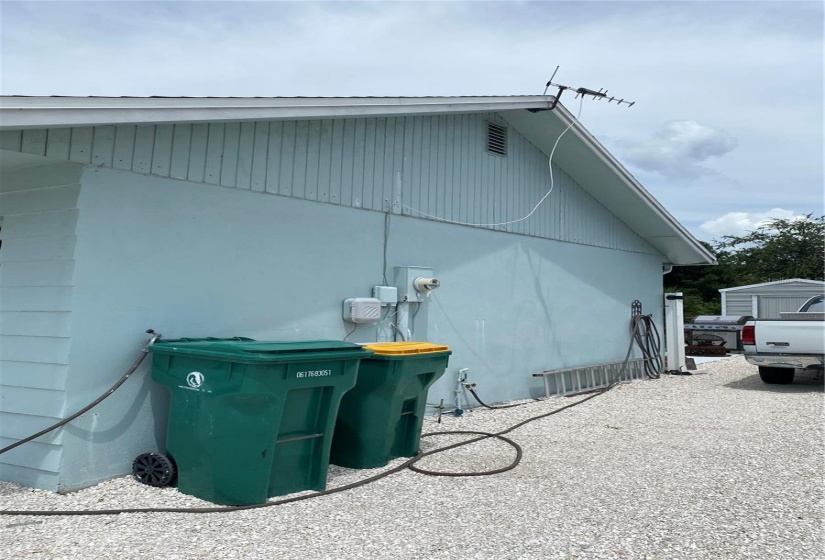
[0,113,664,491]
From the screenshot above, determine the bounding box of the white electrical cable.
[399,96,585,228]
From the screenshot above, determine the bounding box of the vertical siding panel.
[524,133,532,235]
[533,153,541,239]
[20,129,47,156]
[474,114,485,224]
[570,179,580,243]
[132,125,155,174]
[250,121,269,192]
[339,119,356,206]
[418,116,430,216]
[422,116,434,216]
[278,121,296,197]
[460,114,471,223]
[409,117,423,215]
[441,115,451,219]
[351,119,366,208]
[0,130,23,152]
[495,134,504,227]
[577,183,586,244]
[391,117,405,211]
[362,119,376,210]
[519,133,528,235]
[68,128,93,163]
[470,115,487,224]
[578,182,587,244]
[560,168,569,242]
[457,114,467,223]
[112,126,136,170]
[405,117,418,215]
[380,118,397,211]
[292,120,309,199]
[547,162,556,240]
[457,113,467,223]
[491,113,500,226]
[169,124,192,179]
[265,121,283,195]
[219,122,241,187]
[317,120,333,203]
[203,123,225,185]
[90,126,115,167]
[371,118,386,211]
[187,123,209,183]
[492,117,503,228]
[533,136,543,237]
[303,120,321,201]
[553,166,562,241]
[533,138,542,238]
[235,122,255,190]
[512,131,522,235]
[443,116,455,221]
[429,116,441,217]
[556,165,565,241]
[328,120,344,204]
[401,117,415,215]
[45,129,71,160]
[151,125,174,177]
[483,119,493,226]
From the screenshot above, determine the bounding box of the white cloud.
[620,121,738,179]
[699,208,806,239]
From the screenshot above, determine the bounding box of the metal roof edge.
[718,278,825,292]
[0,95,555,129]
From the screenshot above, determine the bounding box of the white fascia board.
[0,96,554,130]
[719,278,825,292]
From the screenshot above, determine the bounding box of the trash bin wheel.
[132,452,176,487]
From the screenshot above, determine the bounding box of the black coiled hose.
[632,314,663,379]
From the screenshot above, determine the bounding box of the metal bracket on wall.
[631,300,643,317]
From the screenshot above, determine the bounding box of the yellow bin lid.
[363,342,450,355]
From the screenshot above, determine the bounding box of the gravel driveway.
[2,355,823,559]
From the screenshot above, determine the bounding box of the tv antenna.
[542,66,635,110]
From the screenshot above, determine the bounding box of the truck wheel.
[758,366,795,384]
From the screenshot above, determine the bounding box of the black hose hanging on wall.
[631,314,663,379]
[0,330,161,457]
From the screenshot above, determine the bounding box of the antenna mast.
[543,66,635,109]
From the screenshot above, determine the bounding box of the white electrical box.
[394,266,435,302]
[372,286,398,305]
[343,298,382,324]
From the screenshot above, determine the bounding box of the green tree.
[665,242,734,319]
[715,214,825,284]
[665,214,825,320]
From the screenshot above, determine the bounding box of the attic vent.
[486,122,508,156]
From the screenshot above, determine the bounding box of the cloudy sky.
[1,0,822,242]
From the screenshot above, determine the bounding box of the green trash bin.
[145,337,372,505]
[330,342,451,469]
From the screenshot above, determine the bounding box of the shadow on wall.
[62,366,170,447]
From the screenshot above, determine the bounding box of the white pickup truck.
[742,295,825,384]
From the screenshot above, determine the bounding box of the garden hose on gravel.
[0,315,662,516]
